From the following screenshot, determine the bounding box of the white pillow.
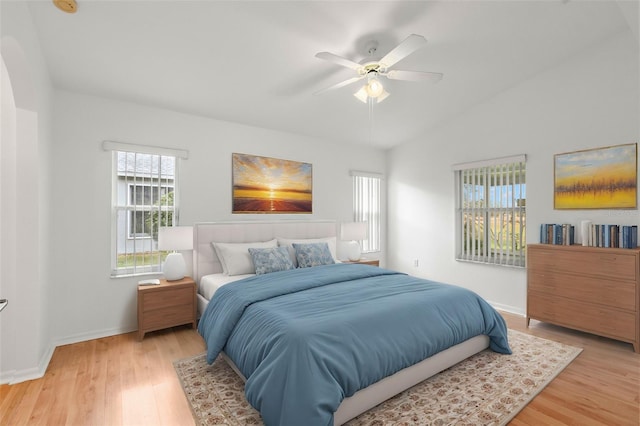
[277,236,337,267]
[212,239,278,276]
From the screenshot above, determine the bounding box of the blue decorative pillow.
[248,247,295,275]
[292,242,336,268]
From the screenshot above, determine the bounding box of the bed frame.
[193,220,490,425]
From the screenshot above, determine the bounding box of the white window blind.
[351,171,382,253]
[453,155,526,267]
[104,141,185,277]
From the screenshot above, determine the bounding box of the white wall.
[1,1,386,382]
[2,0,636,383]
[0,1,54,384]
[387,30,639,315]
[49,90,387,344]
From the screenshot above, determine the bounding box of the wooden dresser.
[137,277,197,340]
[527,244,640,353]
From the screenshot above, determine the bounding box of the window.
[127,183,174,238]
[351,171,382,253]
[104,141,187,277]
[453,155,526,267]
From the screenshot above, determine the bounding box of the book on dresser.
[526,244,640,353]
[539,223,637,248]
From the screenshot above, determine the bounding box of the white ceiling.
[27,0,637,149]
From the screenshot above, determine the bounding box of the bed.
[193,221,511,426]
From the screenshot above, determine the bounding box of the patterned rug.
[174,330,582,425]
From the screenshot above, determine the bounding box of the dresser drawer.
[528,248,637,282]
[528,271,636,311]
[528,291,637,342]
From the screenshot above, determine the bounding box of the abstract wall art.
[554,143,637,209]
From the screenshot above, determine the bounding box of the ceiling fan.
[314,34,443,104]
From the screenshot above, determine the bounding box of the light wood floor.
[1,312,639,425]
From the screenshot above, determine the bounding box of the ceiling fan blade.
[314,76,364,96]
[386,70,443,82]
[379,34,428,69]
[315,52,362,71]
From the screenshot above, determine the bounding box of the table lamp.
[158,226,193,281]
[340,222,368,261]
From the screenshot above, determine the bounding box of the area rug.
[174,329,582,425]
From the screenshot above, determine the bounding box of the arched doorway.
[1,36,43,384]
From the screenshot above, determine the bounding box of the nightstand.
[137,276,196,340]
[343,259,380,266]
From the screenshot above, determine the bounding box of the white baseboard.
[0,325,136,385]
[51,325,137,348]
[489,301,526,317]
[0,342,54,385]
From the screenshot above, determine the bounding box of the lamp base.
[345,241,362,262]
[163,252,186,281]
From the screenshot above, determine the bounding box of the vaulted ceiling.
[27,1,638,149]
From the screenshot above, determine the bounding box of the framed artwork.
[554,143,637,209]
[232,153,312,214]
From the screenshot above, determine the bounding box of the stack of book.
[539,223,575,245]
[622,225,639,248]
[583,224,638,248]
[540,222,638,248]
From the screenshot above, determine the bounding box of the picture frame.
[232,153,312,214]
[554,143,637,209]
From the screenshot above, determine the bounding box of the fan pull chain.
[368,98,374,144]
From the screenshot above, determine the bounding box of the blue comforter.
[198,263,510,426]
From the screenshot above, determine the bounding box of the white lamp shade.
[163,252,186,281]
[158,226,193,251]
[340,222,367,261]
[340,222,368,241]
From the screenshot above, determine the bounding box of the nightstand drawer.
[142,287,193,312]
[143,305,194,328]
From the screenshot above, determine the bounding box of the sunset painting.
[554,143,637,209]
[232,153,312,213]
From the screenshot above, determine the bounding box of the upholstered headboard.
[193,220,337,284]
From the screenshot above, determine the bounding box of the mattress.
[199,273,254,301]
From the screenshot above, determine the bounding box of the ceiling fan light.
[354,87,368,103]
[365,78,384,98]
[376,90,390,103]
